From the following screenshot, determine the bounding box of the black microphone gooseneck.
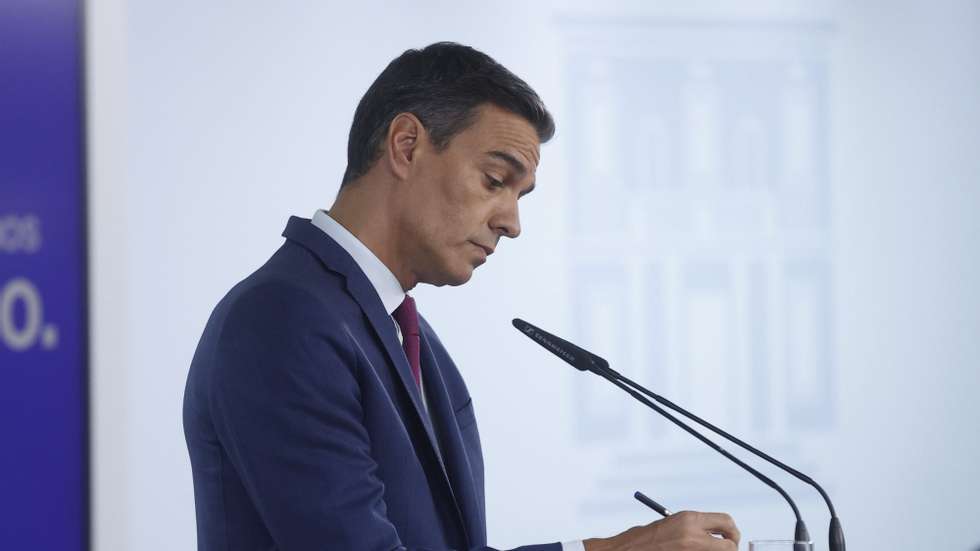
[587,350,846,551]
[512,318,812,547]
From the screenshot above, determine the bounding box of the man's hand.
[583,511,740,551]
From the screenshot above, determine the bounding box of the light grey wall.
[88,1,980,550]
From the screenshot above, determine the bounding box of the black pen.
[634,491,672,517]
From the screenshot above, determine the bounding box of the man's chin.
[429,265,475,287]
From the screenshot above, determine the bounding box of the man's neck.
[328,184,417,291]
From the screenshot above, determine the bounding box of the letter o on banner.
[1,278,43,351]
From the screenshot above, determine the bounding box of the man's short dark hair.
[341,42,555,186]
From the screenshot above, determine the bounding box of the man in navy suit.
[183,42,740,551]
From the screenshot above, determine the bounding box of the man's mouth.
[471,242,494,256]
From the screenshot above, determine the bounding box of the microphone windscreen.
[512,318,592,372]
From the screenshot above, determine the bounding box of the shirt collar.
[311,209,406,316]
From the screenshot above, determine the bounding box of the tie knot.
[393,295,419,337]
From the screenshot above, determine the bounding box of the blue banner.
[0,0,88,549]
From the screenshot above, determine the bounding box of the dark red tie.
[393,295,421,388]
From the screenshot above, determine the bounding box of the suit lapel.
[282,216,469,546]
[419,328,486,546]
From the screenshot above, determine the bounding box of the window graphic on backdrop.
[561,21,833,513]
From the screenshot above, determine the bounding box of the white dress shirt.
[309,209,584,551]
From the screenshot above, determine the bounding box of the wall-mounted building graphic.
[561,19,835,512]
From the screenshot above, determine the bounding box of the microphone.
[592,354,846,551]
[512,318,816,548]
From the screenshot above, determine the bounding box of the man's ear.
[385,112,426,181]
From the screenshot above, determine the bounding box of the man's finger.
[697,512,740,544]
[703,532,739,551]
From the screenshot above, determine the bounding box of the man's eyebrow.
[486,150,536,197]
[486,150,528,175]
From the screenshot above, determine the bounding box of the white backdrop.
[87,1,980,550]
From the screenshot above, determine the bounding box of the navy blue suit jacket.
[183,216,560,551]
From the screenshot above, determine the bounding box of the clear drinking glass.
[749,541,814,551]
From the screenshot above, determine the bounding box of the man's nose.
[491,197,521,239]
